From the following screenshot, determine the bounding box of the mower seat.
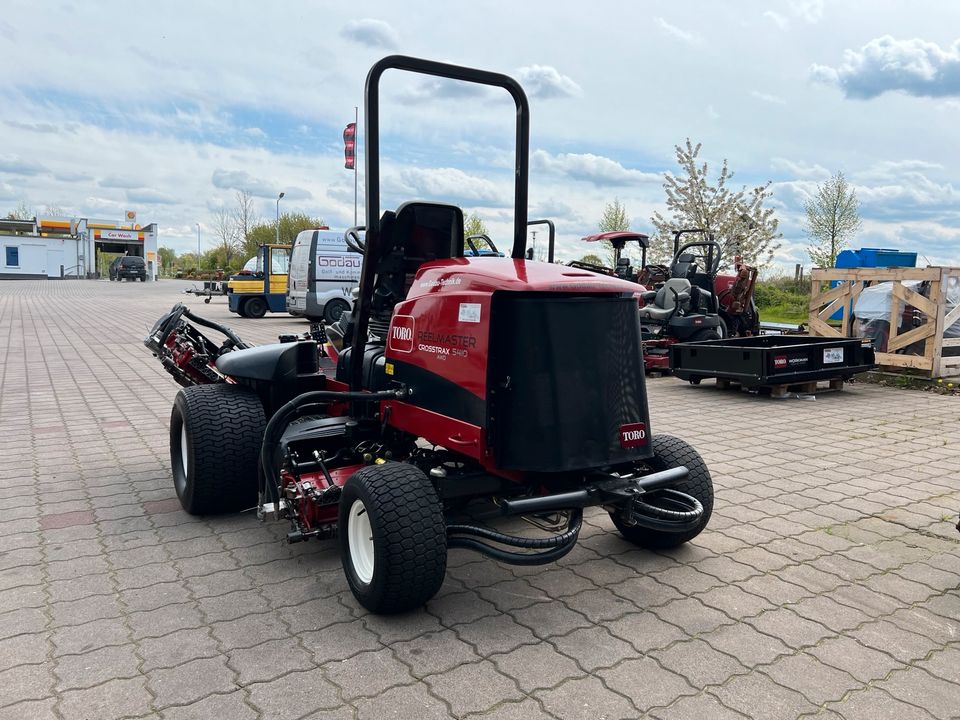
[637,278,692,321]
[671,253,697,279]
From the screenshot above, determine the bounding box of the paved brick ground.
[1,278,959,719]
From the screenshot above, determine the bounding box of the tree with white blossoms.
[649,139,781,267]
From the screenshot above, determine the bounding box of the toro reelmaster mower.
[145,56,714,614]
[637,229,759,371]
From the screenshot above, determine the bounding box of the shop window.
[4,246,18,267]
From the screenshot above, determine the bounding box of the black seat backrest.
[671,252,697,279]
[391,201,465,271]
[369,202,465,316]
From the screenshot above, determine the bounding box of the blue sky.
[1,0,959,269]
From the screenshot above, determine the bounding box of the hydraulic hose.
[446,510,583,566]
[632,488,703,522]
[258,389,400,508]
[182,307,250,349]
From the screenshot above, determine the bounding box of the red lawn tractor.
[145,56,713,614]
[637,229,759,371]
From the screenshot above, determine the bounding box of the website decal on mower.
[619,422,649,448]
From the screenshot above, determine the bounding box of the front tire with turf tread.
[611,434,713,548]
[170,384,266,514]
[339,463,447,614]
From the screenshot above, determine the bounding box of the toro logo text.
[389,315,415,353]
[619,422,648,448]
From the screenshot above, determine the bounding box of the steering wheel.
[344,226,366,254]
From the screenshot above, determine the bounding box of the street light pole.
[276,192,285,244]
[196,223,201,272]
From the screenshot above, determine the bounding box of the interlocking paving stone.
[425,660,524,716]
[651,637,747,688]
[490,642,584,692]
[597,656,698,712]
[3,279,960,719]
[649,691,749,720]
[246,669,342,720]
[392,629,482,677]
[147,655,239,708]
[709,672,817,720]
[354,683,451,720]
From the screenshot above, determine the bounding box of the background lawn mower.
[638,229,760,371]
[145,55,714,614]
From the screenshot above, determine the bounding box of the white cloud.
[55,171,94,182]
[532,150,662,186]
[750,90,787,105]
[211,169,279,198]
[4,120,58,134]
[770,157,830,179]
[100,175,144,189]
[811,35,960,99]
[515,65,582,99]
[339,19,399,50]
[126,188,176,205]
[763,10,789,29]
[790,0,825,23]
[655,17,701,45]
[0,181,17,201]
[0,155,48,176]
[387,167,507,207]
[706,104,720,120]
[395,78,491,105]
[243,127,267,140]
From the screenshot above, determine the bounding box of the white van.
[287,229,362,322]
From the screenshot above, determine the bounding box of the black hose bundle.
[447,510,583,566]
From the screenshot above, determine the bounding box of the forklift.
[228,243,291,318]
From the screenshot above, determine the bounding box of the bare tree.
[5,200,32,220]
[804,172,862,268]
[233,190,257,249]
[211,206,239,267]
[650,139,781,267]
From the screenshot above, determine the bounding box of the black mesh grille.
[488,293,652,472]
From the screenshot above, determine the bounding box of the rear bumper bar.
[499,466,688,516]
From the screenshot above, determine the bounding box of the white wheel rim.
[180,424,189,474]
[347,499,374,584]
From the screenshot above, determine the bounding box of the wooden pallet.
[716,377,845,398]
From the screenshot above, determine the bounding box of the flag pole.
[353,105,358,227]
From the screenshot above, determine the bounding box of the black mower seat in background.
[215,341,319,382]
[638,278,692,321]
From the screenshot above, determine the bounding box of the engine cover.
[383,258,654,473]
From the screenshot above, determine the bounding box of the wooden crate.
[808,266,960,378]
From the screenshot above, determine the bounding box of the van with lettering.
[287,229,363,323]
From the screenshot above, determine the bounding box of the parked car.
[109,256,147,282]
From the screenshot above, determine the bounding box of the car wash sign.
[97,229,142,242]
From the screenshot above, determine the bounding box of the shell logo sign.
[125,210,137,221]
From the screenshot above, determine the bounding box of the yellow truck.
[227,244,291,318]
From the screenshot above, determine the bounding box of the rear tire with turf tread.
[610,434,713,548]
[170,384,266,514]
[339,463,447,614]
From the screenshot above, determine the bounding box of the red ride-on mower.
[572,231,651,283]
[145,56,714,615]
[639,230,759,371]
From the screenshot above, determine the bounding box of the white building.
[0,214,159,280]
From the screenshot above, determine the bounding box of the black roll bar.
[352,55,531,392]
[527,219,555,263]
